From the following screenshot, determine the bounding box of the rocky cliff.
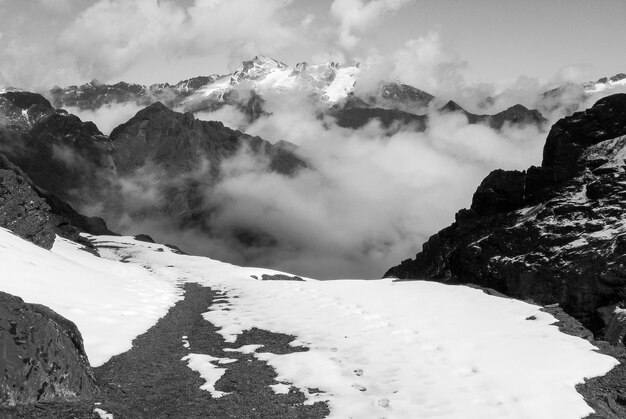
[386,93,626,341]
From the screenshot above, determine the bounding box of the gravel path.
[0,283,329,418]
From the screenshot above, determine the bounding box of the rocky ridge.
[386,93,626,342]
[331,99,547,132]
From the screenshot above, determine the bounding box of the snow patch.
[269,383,292,394]
[94,407,114,419]
[181,353,236,398]
[223,344,264,354]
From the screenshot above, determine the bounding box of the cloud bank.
[134,88,546,279]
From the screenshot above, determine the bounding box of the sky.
[0,0,624,90]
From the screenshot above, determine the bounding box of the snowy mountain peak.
[231,56,289,84]
[248,55,287,69]
[584,73,626,93]
[188,57,360,105]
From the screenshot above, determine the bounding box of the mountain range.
[3,57,626,417]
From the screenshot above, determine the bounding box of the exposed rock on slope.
[386,94,626,339]
[0,154,55,248]
[0,152,114,247]
[0,291,97,406]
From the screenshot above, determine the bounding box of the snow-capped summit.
[190,55,360,104]
[584,73,626,93]
[230,55,289,84]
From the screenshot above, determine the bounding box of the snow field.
[0,230,619,418]
[94,235,618,419]
[0,229,182,366]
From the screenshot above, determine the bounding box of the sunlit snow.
[0,228,619,418]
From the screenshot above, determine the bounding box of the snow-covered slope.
[0,227,618,418]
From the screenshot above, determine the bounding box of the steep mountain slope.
[0,93,305,250]
[107,101,305,222]
[386,94,626,341]
[0,150,112,244]
[0,91,114,208]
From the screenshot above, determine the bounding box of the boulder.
[0,291,98,406]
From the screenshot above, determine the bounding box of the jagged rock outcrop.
[0,291,97,406]
[385,94,626,339]
[0,155,55,248]
[0,152,114,247]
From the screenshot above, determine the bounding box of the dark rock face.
[107,101,305,223]
[0,152,114,248]
[331,107,427,131]
[345,82,435,113]
[0,159,55,249]
[0,291,97,406]
[110,102,304,179]
[439,101,548,130]
[332,99,547,133]
[488,104,548,130]
[260,274,305,282]
[385,94,626,339]
[0,93,116,242]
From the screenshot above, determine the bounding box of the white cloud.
[355,30,468,99]
[331,0,410,50]
[54,0,300,83]
[39,0,73,14]
[57,0,188,79]
[64,102,144,135]
[149,88,547,279]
